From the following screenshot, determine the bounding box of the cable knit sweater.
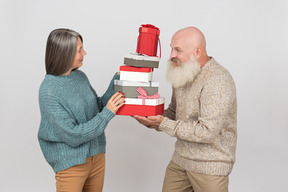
[38,70,119,173]
[159,58,237,176]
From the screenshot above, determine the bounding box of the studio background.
[1,0,287,191]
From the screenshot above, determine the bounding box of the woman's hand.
[106,91,125,114]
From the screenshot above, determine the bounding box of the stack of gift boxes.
[115,24,165,116]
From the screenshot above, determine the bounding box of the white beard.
[166,56,201,88]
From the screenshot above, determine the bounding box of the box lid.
[124,53,160,62]
[114,80,159,87]
[120,65,153,72]
[124,97,165,106]
[140,24,160,35]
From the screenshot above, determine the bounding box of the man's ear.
[193,47,202,59]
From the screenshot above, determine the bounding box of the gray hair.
[45,28,83,75]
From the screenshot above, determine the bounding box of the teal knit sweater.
[38,70,119,173]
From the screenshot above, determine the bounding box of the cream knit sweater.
[159,58,237,176]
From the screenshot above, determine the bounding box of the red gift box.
[136,24,161,57]
[116,98,165,116]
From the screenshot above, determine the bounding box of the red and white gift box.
[116,97,165,116]
[120,65,153,82]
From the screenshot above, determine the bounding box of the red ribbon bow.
[137,87,160,105]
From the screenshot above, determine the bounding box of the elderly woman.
[38,28,124,192]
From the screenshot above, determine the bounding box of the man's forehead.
[170,36,186,48]
[170,44,182,49]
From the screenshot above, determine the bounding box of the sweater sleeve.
[159,72,237,144]
[39,95,115,147]
[163,89,176,120]
[95,73,120,110]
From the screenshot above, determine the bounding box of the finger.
[133,115,148,121]
[110,92,122,101]
[133,115,140,119]
[147,116,157,120]
[117,97,126,104]
[132,115,141,121]
[139,118,152,125]
[147,115,162,121]
[113,97,125,108]
[133,115,145,123]
[147,117,159,122]
[116,99,125,108]
[112,92,125,102]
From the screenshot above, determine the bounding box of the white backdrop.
[1,0,288,191]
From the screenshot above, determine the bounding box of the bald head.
[170,27,209,66]
[173,27,206,51]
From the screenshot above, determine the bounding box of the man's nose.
[170,50,176,58]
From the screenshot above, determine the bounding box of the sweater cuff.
[159,117,177,136]
[101,107,115,122]
[114,73,120,80]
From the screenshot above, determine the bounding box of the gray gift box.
[114,80,159,98]
[124,53,160,68]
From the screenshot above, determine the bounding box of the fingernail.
[123,96,126,99]
[122,93,124,95]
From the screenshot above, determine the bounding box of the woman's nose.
[82,49,87,56]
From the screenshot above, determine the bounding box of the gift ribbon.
[136,87,160,105]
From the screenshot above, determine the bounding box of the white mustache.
[170,58,181,65]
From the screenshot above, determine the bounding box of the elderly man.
[134,27,237,192]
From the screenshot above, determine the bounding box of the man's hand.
[133,115,164,129]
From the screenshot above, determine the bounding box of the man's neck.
[198,55,211,67]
